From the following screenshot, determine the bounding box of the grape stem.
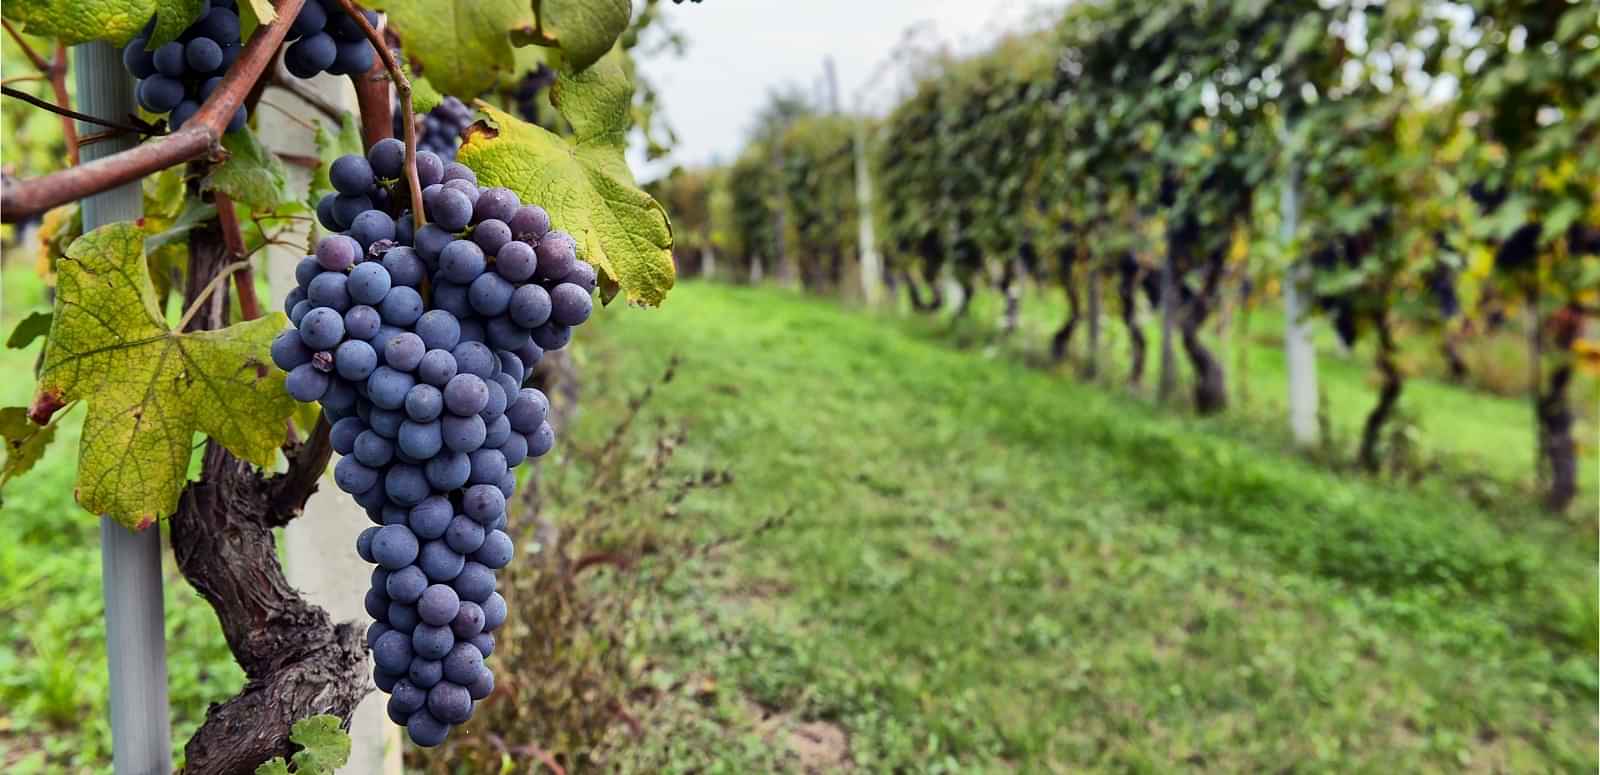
[0,0,310,224]
[212,193,262,321]
[332,0,425,231]
[0,85,156,137]
[177,259,253,332]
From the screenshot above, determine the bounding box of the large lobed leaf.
[376,0,532,98]
[532,0,631,73]
[35,223,296,528]
[459,49,674,306]
[2,0,205,47]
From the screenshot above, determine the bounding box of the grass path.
[576,281,1597,772]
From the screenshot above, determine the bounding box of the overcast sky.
[628,0,1058,179]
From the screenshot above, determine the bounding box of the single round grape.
[285,32,337,78]
[534,231,577,282]
[367,620,391,648]
[409,657,443,689]
[413,224,454,262]
[494,240,537,282]
[387,601,421,632]
[195,6,241,41]
[508,283,552,328]
[426,682,472,726]
[381,246,426,287]
[419,539,465,582]
[271,329,313,371]
[508,205,551,242]
[398,419,443,459]
[372,524,420,569]
[467,668,494,700]
[285,363,330,402]
[329,38,374,76]
[467,273,514,316]
[307,271,351,312]
[375,669,401,695]
[123,37,156,78]
[407,710,449,748]
[367,137,405,180]
[450,341,496,379]
[498,431,527,467]
[431,189,473,232]
[390,678,428,714]
[442,178,480,206]
[333,194,374,230]
[442,642,484,686]
[531,321,571,351]
[473,530,514,570]
[470,633,495,658]
[418,584,461,627]
[368,406,404,439]
[549,283,593,326]
[333,339,378,381]
[506,388,550,434]
[330,416,366,455]
[445,515,486,555]
[480,381,508,422]
[415,150,445,188]
[330,155,375,196]
[461,484,505,524]
[441,162,477,185]
[404,383,444,422]
[439,240,485,284]
[379,286,424,328]
[473,188,518,225]
[137,75,186,113]
[185,37,224,74]
[450,601,485,640]
[417,349,458,388]
[292,256,320,289]
[372,630,413,674]
[384,332,426,372]
[493,372,520,405]
[467,449,507,486]
[288,300,312,327]
[316,234,361,271]
[415,310,462,351]
[366,366,415,410]
[496,351,525,385]
[385,565,428,604]
[566,260,598,293]
[450,561,493,605]
[424,450,471,491]
[528,421,556,458]
[441,413,487,453]
[152,41,187,77]
[357,528,379,565]
[353,429,394,468]
[317,194,342,231]
[169,100,201,131]
[470,218,512,257]
[288,0,327,38]
[411,623,454,661]
[349,209,396,250]
[385,463,431,506]
[443,374,489,416]
[481,592,507,632]
[343,305,381,341]
[396,497,447,541]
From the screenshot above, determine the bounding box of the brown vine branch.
[333,0,423,229]
[0,0,308,224]
[1,85,161,136]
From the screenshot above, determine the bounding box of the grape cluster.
[121,0,247,132]
[396,96,474,160]
[284,0,377,79]
[273,141,598,746]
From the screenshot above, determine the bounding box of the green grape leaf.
[533,0,631,73]
[459,52,675,306]
[0,406,58,488]
[7,311,53,350]
[2,0,206,47]
[309,115,364,210]
[205,128,299,211]
[378,0,532,98]
[287,715,352,775]
[35,223,296,528]
[252,760,292,775]
[236,0,275,37]
[409,72,443,114]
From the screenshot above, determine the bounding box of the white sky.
[628,0,1058,179]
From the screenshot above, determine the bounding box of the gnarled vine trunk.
[999,257,1022,336]
[1117,254,1146,386]
[1177,246,1228,414]
[172,222,370,774]
[1359,307,1403,472]
[1050,248,1080,362]
[1537,304,1581,512]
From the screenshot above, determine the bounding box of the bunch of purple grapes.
[272,139,597,746]
[396,96,475,160]
[121,0,247,132]
[283,0,377,79]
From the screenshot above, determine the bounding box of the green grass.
[571,281,1597,772]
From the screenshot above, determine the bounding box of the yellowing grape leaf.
[0,406,58,489]
[377,0,532,98]
[2,0,206,47]
[35,223,296,528]
[459,51,674,306]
